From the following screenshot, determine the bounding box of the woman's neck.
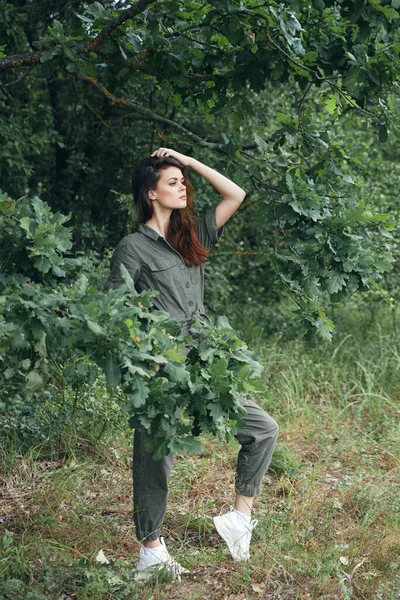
[145,207,172,238]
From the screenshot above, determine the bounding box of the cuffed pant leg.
[132,428,174,542]
[234,397,279,497]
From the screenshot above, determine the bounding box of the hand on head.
[151,147,191,167]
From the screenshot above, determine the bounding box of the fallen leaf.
[325,473,339,484]
[95,549,110,565]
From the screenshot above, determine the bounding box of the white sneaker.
[213,509,258,561]
[135,537,189,575]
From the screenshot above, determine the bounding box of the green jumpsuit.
[104,207,279,542]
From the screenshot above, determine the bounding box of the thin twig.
[267,35,321,80]
[0,79,13,101]
[328,80,377,119]
[298,81,314,132]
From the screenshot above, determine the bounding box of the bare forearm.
[187,157,246,202]
[150,146,246,201]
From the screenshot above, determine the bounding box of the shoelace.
[250,519,258,530]
[158,537,186,573]
[232,509,259,531]
[164,555,185,573]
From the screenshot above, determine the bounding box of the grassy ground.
[1,307,399,599]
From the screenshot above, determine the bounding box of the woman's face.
[149,166,187,209]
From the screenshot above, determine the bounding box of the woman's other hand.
[151,147,192,167]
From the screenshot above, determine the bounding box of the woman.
[104,147,279,575]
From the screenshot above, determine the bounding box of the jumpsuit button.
[185,282,190,288]
[180,264,185,270]
[189,300,193,306]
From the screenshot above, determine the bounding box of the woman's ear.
[148,188,156,201]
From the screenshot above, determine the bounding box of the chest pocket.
[147,257,180,271]
[146,257,181,285]
[146,258,202,295]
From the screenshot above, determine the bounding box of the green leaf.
[209,357,228,378]
[164,347,187,362]
[34,332,47,358]
[86,1,110,19]
[276,112,295,126]
[302,51,318,65]
[123,377,150,410]
[324,94,337,115]
[148,438,171,462]
[189,48,205,59]
[172,93,182,107]
[254,133,269,154]
[207,402,225,420]
[40,48,61,63]
[326,271,348,294]
[120,357,151,378]
[343,67,364,96]
[52,266,65,277]
[378,124,388,142]
[168,435,204,456]
[215,315,234,329]
[379,5,399,20]
[236,364,252,380]
[119,264,138,293]
[19,217,32,236]
[26,370,43,393]
[315,311,335,342]
[33,256,51,274]
[290,62,310,78]
[86,320,104,336]
[103,354,121,387]
[49,20,65,39]
[162,361,190,383]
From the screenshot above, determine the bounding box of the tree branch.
[85,0,155,53]
[78,74,220,149]
[0,0,156,70]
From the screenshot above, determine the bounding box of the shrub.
[0,192,267,459]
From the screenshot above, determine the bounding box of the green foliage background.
[1,0,399,336]
[1,0,399,449]
[1,5,400,598]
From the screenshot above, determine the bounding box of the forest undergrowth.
[1,306,399,600]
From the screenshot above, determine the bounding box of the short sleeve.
[195,206,224,250]
[104,238,141,292]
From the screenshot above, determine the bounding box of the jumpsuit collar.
[138,223,163,241]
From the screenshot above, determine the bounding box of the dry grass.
[1,330,400,599]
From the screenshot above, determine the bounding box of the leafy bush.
[0,192,267,459]
[127,313,267,460]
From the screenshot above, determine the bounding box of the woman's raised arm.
[151,147,246,229]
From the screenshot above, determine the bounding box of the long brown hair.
[132,155,211,267]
